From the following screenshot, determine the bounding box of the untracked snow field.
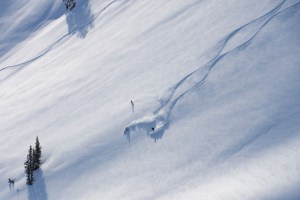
[0,0,300,199]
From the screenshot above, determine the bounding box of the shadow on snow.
[123,0,299,143]
[27,170,48,200]
[66,0,95,38]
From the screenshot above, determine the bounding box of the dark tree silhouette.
[32,149,38,171]
[25,146,34,185]
[34,136,42,170]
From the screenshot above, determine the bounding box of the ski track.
[1,0,299,143]
[125,0,300,142]
[0,0,130,83]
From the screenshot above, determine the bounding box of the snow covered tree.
[24,145,34,185]
[33,136,42,170]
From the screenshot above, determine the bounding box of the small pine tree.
[32,149,37,171]
[24,146,34,185]
[34,136,42,170]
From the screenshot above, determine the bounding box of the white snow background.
[0,0,300,199]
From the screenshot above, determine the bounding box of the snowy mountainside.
[0,0,300,199]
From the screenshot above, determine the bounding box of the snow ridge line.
[124,0,300,142]
[0,0,129,74]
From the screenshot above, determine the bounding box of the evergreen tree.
[32,148,37,171]
[34,136,42,170]
[24,146,34,185]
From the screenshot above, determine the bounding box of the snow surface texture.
[0,0,300,199]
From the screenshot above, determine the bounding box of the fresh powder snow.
[0,0,300,199]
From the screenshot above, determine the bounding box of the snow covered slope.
[0,0,300,199]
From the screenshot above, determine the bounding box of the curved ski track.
[0,0,131,80]
[125,0,300,142]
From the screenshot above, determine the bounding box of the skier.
[131,100,134,114]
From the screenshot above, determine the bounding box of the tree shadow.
[27,170,48,200]
[0,2,65,56]
[8,182,14,192]
[66,0,95,38]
